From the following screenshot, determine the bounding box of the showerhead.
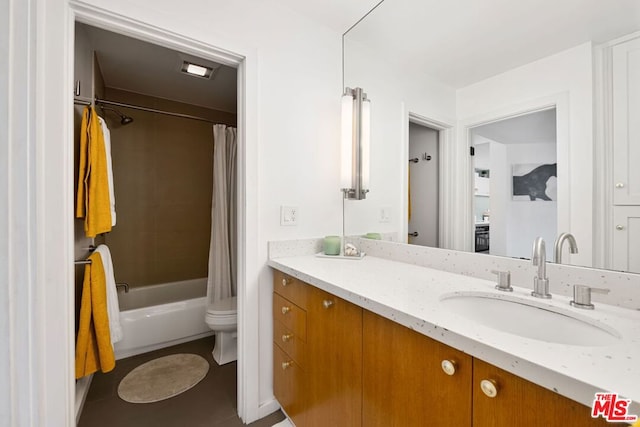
[100,105,134,126]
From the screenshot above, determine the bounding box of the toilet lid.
[207,296,237,315]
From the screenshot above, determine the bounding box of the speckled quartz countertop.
[268,253,640,413]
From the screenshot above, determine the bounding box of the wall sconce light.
[341,87,371,200]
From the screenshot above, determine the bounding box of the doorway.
[470,108,558,259]
[407,122,439,247]
[71,13,250,423]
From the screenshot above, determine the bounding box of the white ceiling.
[472,108,556,145]
[318,0,640,88]
[273,0,382,34]
[79,1,640,110]
[79,23,237,113]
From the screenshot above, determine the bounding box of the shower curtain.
[207,124,237,304]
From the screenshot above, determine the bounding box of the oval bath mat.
[118,353,209,403]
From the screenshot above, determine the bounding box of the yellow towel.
[76,106,112,237]
[75,252,115,379]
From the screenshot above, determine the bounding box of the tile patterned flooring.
[78,336,285,427]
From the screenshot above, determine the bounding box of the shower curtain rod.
[73,97,233,126]
[95,98,232,125]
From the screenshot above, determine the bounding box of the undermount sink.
[440,292,621,347]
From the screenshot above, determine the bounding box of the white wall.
[7,0,349,424]
[342,37,457,238]
[457,42,593,267]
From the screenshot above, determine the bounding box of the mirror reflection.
[343,0,640,273]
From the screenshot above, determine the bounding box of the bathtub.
[113,278,213,360]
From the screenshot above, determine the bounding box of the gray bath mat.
[118,353,209,403]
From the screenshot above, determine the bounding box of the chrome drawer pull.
[322,300,334,309]
[282,277,291,286]
[281,306,291,315]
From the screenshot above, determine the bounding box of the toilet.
[205,296,238,365]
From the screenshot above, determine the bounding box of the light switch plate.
[281,206,298,226]
[380,206,391,223]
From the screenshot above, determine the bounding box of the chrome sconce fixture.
[341,87,371,200]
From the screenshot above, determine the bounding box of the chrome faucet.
[553,232,578,264]
[531,237,551,299]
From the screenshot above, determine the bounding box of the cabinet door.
[305,287,362,427]
[274,344,306,427]
[362,311,472,426]
[473,358,610,427]
[613,36,640,205]
[612,206,640,273]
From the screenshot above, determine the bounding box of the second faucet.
[531,237,552,299]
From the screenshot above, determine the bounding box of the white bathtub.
[113,278,213,360]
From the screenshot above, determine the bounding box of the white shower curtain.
[207,124,237,304]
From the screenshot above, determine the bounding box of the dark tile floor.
[78,336,285,427]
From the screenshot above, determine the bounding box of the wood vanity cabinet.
[273,271,362,427]
[273,271,308,427]
[473,359,610,427]
[363,311,472,426]
[272,269,608,427]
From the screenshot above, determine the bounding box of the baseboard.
[257,397,282,420]
[75,374,93,425]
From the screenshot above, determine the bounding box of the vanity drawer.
[273,270,309,309]
[274,317,306,368]
[273,293,307,341]
[274,344,306,427]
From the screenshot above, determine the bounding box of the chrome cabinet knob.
[322,300,334,309]
[616,224,625,231]
[441,360,457,376]
[615,182,625,188]
[281,277,291,286]
[281,306,291,315]
[281,333,293,342]
[480,379,498,398]
[282,361,292,370]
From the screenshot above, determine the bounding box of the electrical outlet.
[380,207,391,223]
[280,206,298,226]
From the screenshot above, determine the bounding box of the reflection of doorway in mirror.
[471,108,557,260]
[408,122,439,247]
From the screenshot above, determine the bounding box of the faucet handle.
[491,270,513,292]
[570,285,610,310]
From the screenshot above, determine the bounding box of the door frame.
[401,106,454,248]
[39,2,261,424]
[458,93,570,254]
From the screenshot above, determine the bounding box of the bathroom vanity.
[268,239,639,426]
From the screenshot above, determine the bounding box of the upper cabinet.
[611,34,640,273]
[613,36,640,205]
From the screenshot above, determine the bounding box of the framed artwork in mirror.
[512,163,557,201]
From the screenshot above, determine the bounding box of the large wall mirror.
[343,0,640,272]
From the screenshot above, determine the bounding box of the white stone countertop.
[268,254,640,414]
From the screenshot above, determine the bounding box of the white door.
[408,123,439,247]
[612,206,640,273]
[613,36,640,205]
